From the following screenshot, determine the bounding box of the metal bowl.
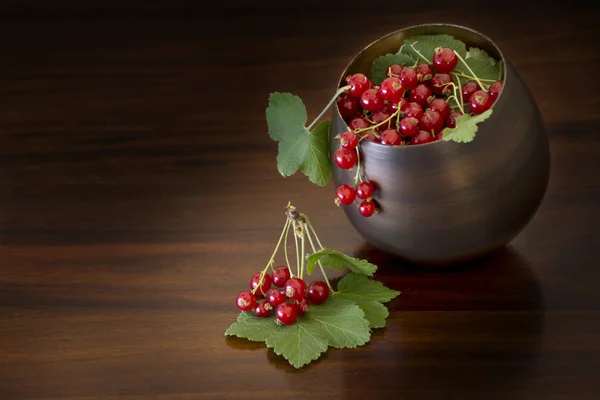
[330,23,550,265]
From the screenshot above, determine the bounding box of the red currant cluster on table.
[236,266,330,326]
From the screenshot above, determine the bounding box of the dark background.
[1,1,599,399]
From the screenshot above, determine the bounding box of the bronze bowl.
[330,23,550,265]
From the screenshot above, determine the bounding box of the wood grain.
[1,3,599,399]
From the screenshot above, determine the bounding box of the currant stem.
[302,216,325,251]
[304,225,334,292]
[354,148,362,186]
[283,218,294,278]
[453,72,495,83]
[409,42,430,64]
[354,108,401,134]
[455,74,464,113]
[252,218,290,294]
[452,50,487,91]
[292,220,300,278]
[307,85,351,131]
[449,81,464,114]
[299,221,306,279]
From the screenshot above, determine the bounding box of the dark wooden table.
[1,3,599,399]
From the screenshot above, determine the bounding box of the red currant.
[272,266,291,287]
[401,101,424,120]
[250,272,272,296]
[266,288,286,308]
[337,93,360,120]
[399,67,418,89]
[428,98,450,119]
[430,73,453,96]
[461,81,480,102]
[349,116,370,131]
[416,63,434,83]
[489,80,503,101]
[340,131,359,149]
[285,277,307,301]
[390,97,407,112]
[419,110,444,134]
[236,291,257,312]
[409,84,433,106]
[387,63,403,76]
[254,300,273,318]
[334,147,357,169]
[399,117,419,137]
[378,77,404,103]
[296,297,310,314]
[360,88,383,112]
[356,181,375,200]
[335,184,356,206]
[469,90,493,115]
[360,129,380,143]
[275,302,298,325]
[347,73,371,98]
[432,47,458,73]
[371,109,391,125]
[359,200,377,217]
[446,111,463,129]
[380,128,402,146]
[411,130,435,145]
[306,281,330,305]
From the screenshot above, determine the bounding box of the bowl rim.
[335,22,507,150]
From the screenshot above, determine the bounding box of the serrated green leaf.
[305,297,370,348]
[400,34,467,64]
[463,47,502,83]
[225,312,281,342]
[442,109,493,143]
[335,273,400,328]
[266,92,331,187]
[306,249,377,276]
[265,317,328,369]
[370,53,417,85]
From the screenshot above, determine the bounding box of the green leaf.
[225,312,281,342]
[463,47,502,82]
[266,92,331,187]
[370,53,417,85]
[400,34,467,64]
[335,273,400,328]
[265,318,328,369]
[442,109,493,143]
[304,297,370,348]
[306,249,377,276]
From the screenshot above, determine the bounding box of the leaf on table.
[335,273,400,328]
[225,311,281,342]
[305,249,377,276]
[304,297,371,349]
[400,34,467,64]
[265,318,328,369]
[370,53,417,85]
[442,109,493,143]
[266,92,331,187]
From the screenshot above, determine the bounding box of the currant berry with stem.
[349,116,370,131]
[359,200,377,217]
[272,265,291,287]
[401,101,424,120]
[409,84,433,107]
[266,288,286,308]
[356,181,375,200]
[334,147,357,169]
[446,111,463,129]
[337,92,360,121]
[340,131,359,149]
[285,277,307,301]
[399,67,418,89]
[275,302,298,325]
[419,110,444,134]
[489,80,503,101]
[236,291,257,312]
[428,98,450,119]
[411,130,436,145]
[359,129,380,143]
[432,47,459,73]
[387,63,403,77]
[347,73,372,98]
[450,49,488,91]
[430,73,453,96]
[378,77,404,103]
[461,81,480,102]
[399,116,420,137]
[296,297,310,314]
[469,90,493,115]
[390,97,407,113]
[416,63,434,83]
[254,300,273,318]
[307,281,330,305]
[371,110,392,126]
[250,271,273,296]
[360,88,384,112]
[380,128,402,146]
[335,184,356,206]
